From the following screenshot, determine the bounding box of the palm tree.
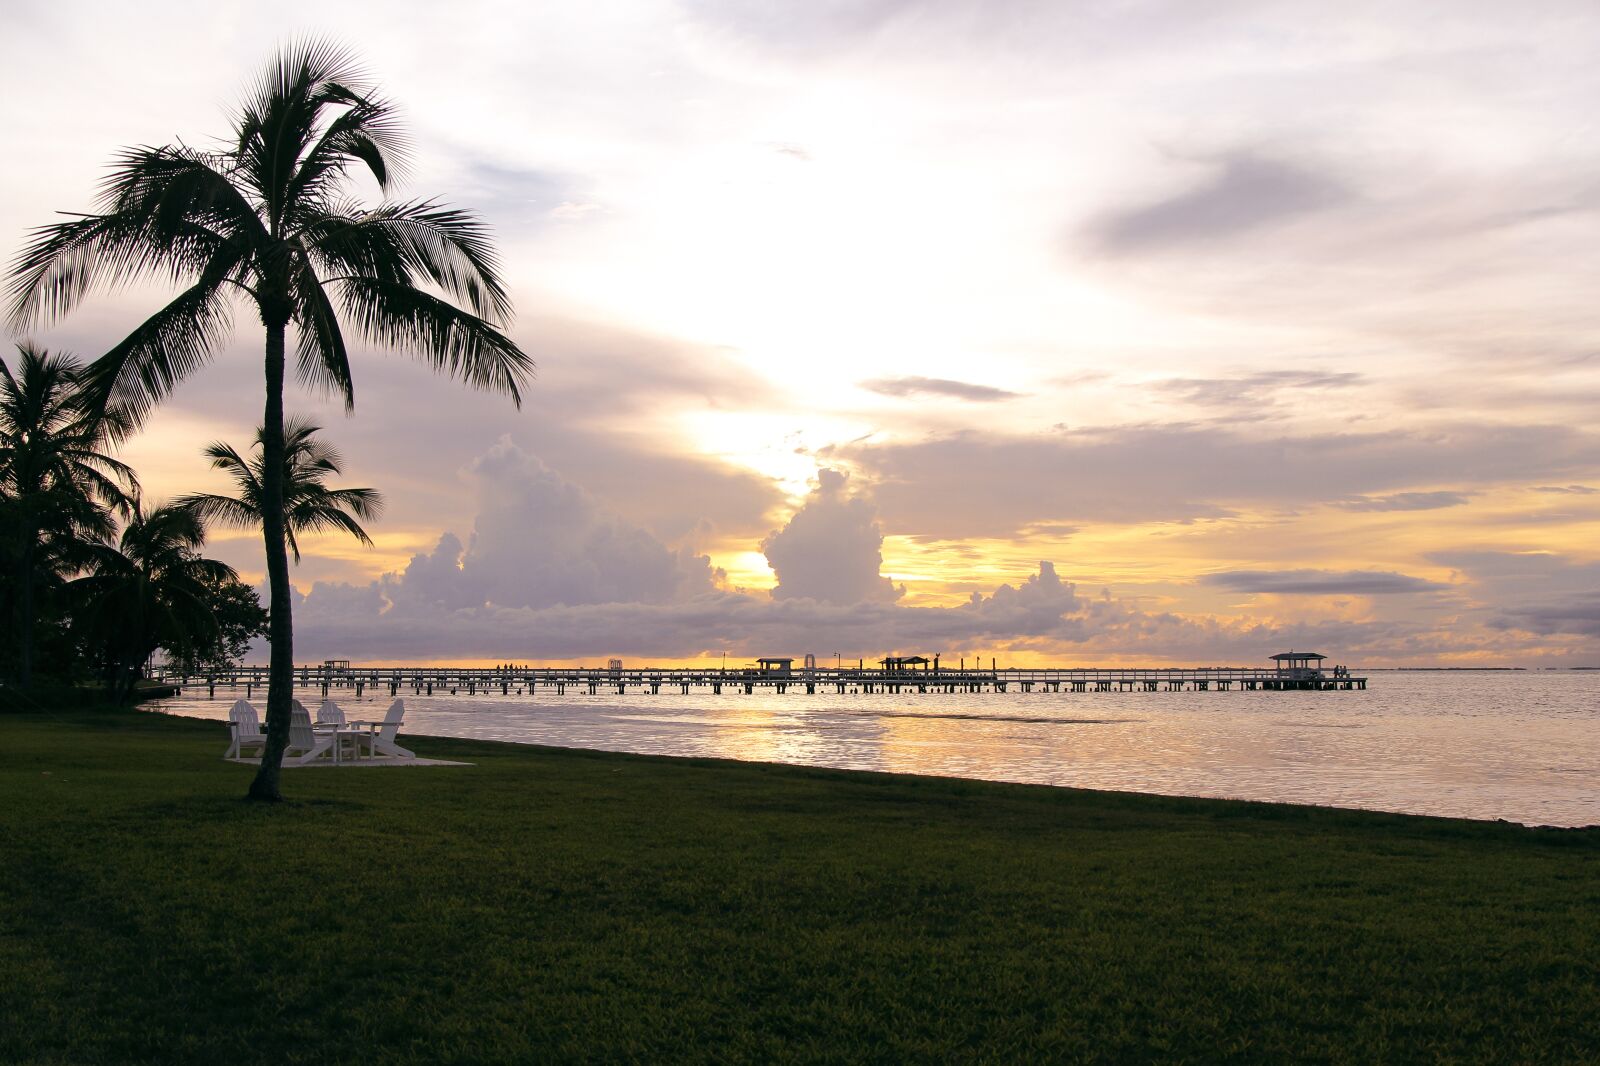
[71,503,239,702]
[7,43,532,799]
[0,344,138,687]
[177,417,383,561]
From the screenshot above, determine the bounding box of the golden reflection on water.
[154,672,1600,826]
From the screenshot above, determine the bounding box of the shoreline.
[392,725,1600,834]
[145,692,1600,830]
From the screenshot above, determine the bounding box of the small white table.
[314,723,371,764]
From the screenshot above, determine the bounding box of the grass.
[1,706,1596,1064]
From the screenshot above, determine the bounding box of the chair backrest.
[289,701,316,750]
[316,700,346,726]
[228,700,262,738]
[377,699,405,742]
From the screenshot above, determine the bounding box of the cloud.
[1533,484,1600,495]
[1156,370,1362,408]
[1428,550,1600,639]
[290,559,1110,660]
[294,560,1087,661]
[859,376,1023,402]
[957,560,1081,635]
[1332,491,1472,513]
[1092,153,1351,254]
[831,422,1600,537]
[1198,569,1449,596]
[288,558,1474,665]
[1490,595,1600,638]
[1427,549,1599,584]
[761,469,904,604]
[390,437,718,611]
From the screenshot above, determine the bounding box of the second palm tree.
[178,417,383,564]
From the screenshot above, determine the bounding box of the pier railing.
[154,664,1367,695]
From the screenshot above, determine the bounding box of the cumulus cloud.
[761,469,904,604]
[287,451,1129,660]
[391,437,718,611]
[1198,569,1448,596]
[294,560,1087,661]
[957,560,1081,634]
[288,558,1485,666]
[283,478,1575,663]
[859,376,1023,402]
[289,558,1135,661]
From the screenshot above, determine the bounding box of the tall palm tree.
[7,42,532,799]
[0,343,138,687]
[177,417,383,562]
[71,503,239,702]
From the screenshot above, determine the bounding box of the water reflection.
[153,672,1600,827]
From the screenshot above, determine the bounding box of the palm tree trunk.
[247,318,294,801]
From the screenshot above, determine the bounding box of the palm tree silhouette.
[0,343,138,688]
[8,42,532,798]
[177,417,383,563]
[72,503,239,703]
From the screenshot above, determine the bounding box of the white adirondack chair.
[354,699,413,760]
[224,700,267,759]
[284,700,336,765]
[316,699,346,726]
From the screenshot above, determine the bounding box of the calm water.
[153,671,1600,827]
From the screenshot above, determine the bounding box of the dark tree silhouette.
[8,42,532,799]
[71,503,241,702]
[177,417,383,563]
[0,344,138,687]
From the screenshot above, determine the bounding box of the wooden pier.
[157,659,1367,700]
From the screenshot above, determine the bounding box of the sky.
[5,0,1600,667]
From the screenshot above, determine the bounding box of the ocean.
[152,669,1599,827]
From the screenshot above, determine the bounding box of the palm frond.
[319,485,382,521]
[336,277,533,405]
[80,277,234,426]
[97,146,265,247]
[305,200,511,321]
[287,505,375,548]
[173,492,261,532]
[7,148,260,330]
[290,258,354,409]
[236,39,404,227]
[284,87,409,208]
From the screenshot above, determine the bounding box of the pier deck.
[158,665,1368,699]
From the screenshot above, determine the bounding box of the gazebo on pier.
[755,657,795,679]
[1270,651,1326,681]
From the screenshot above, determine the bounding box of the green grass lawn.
[2,706,1596,1064]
